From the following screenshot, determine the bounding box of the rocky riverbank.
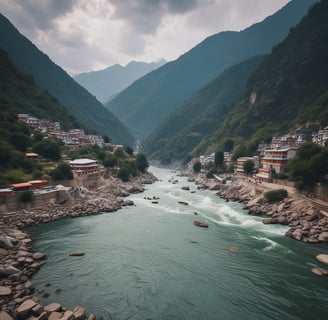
[189,173,328,274]
[191,173,328,243]
[0,172,157,319]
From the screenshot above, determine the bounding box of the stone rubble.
[0,172,157,319]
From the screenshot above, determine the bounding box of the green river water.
[28,167,328,320]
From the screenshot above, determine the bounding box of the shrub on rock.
[264,189,288,203]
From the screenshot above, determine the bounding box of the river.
[28,167,328,320]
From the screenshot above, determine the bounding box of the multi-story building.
[69,158,103,188]
[235,156,259,173]
[312,127,328,146]
[69,159,100,178]
[256,148,297,181]
[199,153,215,166]
[270,134,304,149]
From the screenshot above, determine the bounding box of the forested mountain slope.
[106,0,317,139]
[142,56,264,163]
[196,0,328,157]
[0,48,81,130]
[0,14,134,146]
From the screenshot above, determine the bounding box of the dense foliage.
[67,145,149,182]
[193,162,201,173]
[264,189,288,203]
[243,160,255,176]
[288,142,328,190]
[135,154,149,173]
[0,48,82,131]
[49,163,73,180]
[33,140,61,161]
[19,190,33,203]
[0,112,45,187]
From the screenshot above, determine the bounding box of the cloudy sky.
[0,0,290,75]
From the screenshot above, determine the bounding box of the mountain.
[106,0,318,139]
[196,0,328,156]
[0,14,134,146]
[74,60,166,104]
[0,48,82,130]
[142,55,265,163]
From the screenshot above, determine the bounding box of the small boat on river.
[193,220,209,228]
[178,201,189,205]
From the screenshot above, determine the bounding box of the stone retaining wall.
[0,190,69,214]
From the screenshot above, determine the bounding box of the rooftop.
[69,158,97,165]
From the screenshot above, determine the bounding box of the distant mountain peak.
[74,59,166,104]
[106,0,318,140]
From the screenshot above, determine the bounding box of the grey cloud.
[110,0,200,34]
[164,0,198,14]
[8,0,76,30]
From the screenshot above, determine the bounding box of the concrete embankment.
[0,172,157,319]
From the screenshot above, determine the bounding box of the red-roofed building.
[28,180,48,190]
[10,182,32,191]
[25,153,39,161]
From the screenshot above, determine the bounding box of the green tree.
[232,144,247,161]
[223,139,234,152]
[288,142,328,190]
[9,132,30,152]
[104,155,118,168]
[49,163,73,180]
[215,151,224,167]
[102,135,111,143]
[135,153,149,173]
[193,161,201,173]
[32,140,61,161]
[32,131,44,143]
[0,141,14,167]
[19,190,33,203]
[125,146,134,156]
[264,189,288,203]
[243,159,254,175]
[114,148,126,159]
[118,167,129,181]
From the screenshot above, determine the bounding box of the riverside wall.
[0,190,69,214]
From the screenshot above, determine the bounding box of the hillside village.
[18,114,109,148]
[191,128,328,183]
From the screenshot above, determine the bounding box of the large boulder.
[291,229,303,241]
[0,286,12,296]
[44,303,62,313]
[316,254,328,266]
[32,252,46,260]
[48,311,63,320]
[0,311,14,320]
[318,232,328,242]
[61,310,74,320]
[16,299,37,318]
[0,236,14,249]
[0,265,21,276]
[73,306,86,320]
[311,268,328,276]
